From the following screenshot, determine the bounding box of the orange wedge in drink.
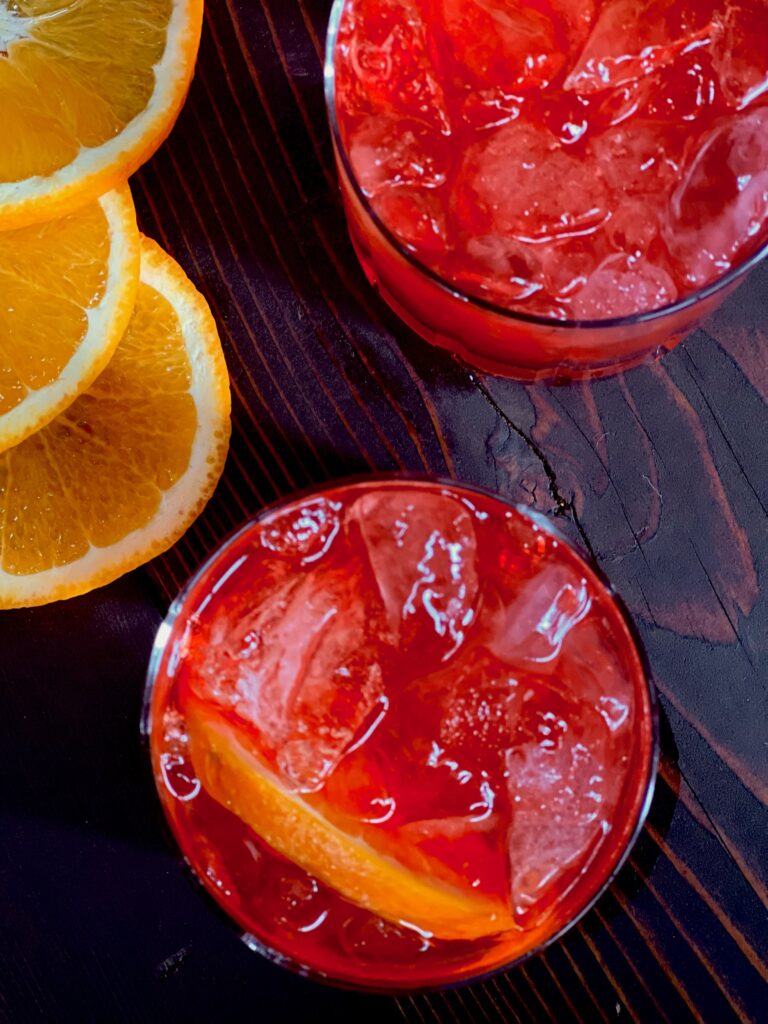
[187,697,517,942]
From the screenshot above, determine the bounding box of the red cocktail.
[146,479,657,990]
[326,0,768,378]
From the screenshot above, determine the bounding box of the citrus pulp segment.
[0,186,140,453]
[0,0,204,228]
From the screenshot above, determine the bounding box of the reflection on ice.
[354,489,480,662]
[599,694,630,731]
[260,497,342,564]
[491,566,593,666]
[534,579,592,659]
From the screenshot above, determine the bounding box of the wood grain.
[0,2,766,1021]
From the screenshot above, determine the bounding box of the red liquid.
[149,481,655,989]
[330,0,768,376]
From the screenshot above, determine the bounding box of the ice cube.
[448,235,545,305]
[192,564,386,792]
[711,1,768,110]
[599,695,631,731]
[196,831,238,902]
[372,186,447,254]
[565,0,717,94]
[320,749,397,824]
[259,496,342,563]
[663,108,768,287]
[506,688,612,920]
[353,489,480,661]
[391,720,506,897]
[436,0,564,92]
[455,121,610,242]
[549,0,597,52]
[488,565,594,667]
[398,738,500,835]
[348,114,448,195]
[590,121,680,195]
[569,254,678,318]
[335,0,450,133]
[593,76,655,127]
[643,50,721,122]
[540,91,593,146]
[460,88,524,132]
[464,235,537,278]
[397,794,503,898]
[556,616,637,728]
[537,238,601,298]
[401,805,498,840]
[436,648,523,754]
[605,199,662,257]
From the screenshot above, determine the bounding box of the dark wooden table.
[1,3,766,1021]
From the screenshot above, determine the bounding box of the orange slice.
[0,0,203,229]
[0,236,231,608]
[0,186,139,454]
[187,698,516,941]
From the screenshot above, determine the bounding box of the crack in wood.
[468,373,598,563]
[680,345,768,521]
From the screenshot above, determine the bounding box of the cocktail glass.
[144,477,658,991]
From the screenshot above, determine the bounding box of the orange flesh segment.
[0,0,169,181]
[0,1,202,228]
[187,698,517,942]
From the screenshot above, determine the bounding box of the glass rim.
[323,0,768,333]
[142,472,660,995]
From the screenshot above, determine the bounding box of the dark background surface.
[1,2,767,1021]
